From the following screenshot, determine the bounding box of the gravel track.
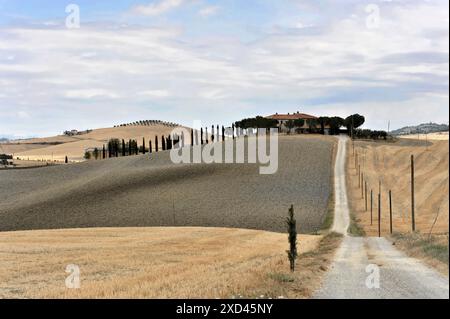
[0,136,335,233]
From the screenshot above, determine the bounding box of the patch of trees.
[354,129,388,140]
[235,116,279,130]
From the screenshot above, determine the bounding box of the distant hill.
[0,137,9,143]
[0,121,185,162]
[391,123,449,136]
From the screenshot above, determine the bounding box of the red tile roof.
[266,113,318,120]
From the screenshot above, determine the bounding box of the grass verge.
[265,232,343,298]
[390,232,449,276]
[348,212,366,237]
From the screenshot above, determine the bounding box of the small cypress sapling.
[155,136,159,152]
[232,124,235,140]
[65,156,68,164]
[286,205,298,272]
[217,125,219,142]
[222,126,225,142]
[162,135,166,151]
[142,137,146,154]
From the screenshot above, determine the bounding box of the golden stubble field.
[347,138,449,236]
[0,227,339,299]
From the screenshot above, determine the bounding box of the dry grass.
[399,132,449,141]
[390,232,449,276]
[346,138,449,236]
[0,227,342,299]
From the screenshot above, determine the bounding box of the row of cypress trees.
[86,134,183,160]
[85,124,241,160]
[190,125,239,146]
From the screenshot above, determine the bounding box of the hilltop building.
[266,112,329,134]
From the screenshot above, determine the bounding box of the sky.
[0,0,448,138]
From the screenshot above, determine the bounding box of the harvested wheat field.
[347,138,449,236]
[0,227,337,299]
[399,132,449,141]
[1,124,183,162]
[0,135,336,234]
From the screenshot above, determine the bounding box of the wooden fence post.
[361,173,364,199]
[411,155,416,232]
[358,165,361,188]
[370,189,373,226]
[378,193,381,237]
[389,190,393,234]
[365,181,368,211]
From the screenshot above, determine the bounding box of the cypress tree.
[102,145,106,159]
[286,205,298,272]
[212,125,215,142]
[65,156,68,164]
[191,129,194,146]
[155,136,159,152]
[149,140,152,153]
[162,135,166,151]
[217,125,219,142]
[128,139,132,156]
[200,128,204,145]
[222,126,225,142]
[232,124,235,140]
[122,139,126,156]
[167,135,172,150]
[135,140,139,155]
[142,137,146,154]
[206,127,209,144]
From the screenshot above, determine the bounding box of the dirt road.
[315,135,449,299]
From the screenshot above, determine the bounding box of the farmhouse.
[266,112,328,134]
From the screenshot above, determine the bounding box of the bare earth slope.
[314,136,449,299]
[0,136,335,233]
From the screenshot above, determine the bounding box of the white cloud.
[198,6,220,18]
[131,0,185,16]
[138,90,170,98]
[65,89,120,100]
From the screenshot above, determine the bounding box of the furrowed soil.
[0,135,336,234]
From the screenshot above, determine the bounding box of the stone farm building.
[266,112,329,134]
